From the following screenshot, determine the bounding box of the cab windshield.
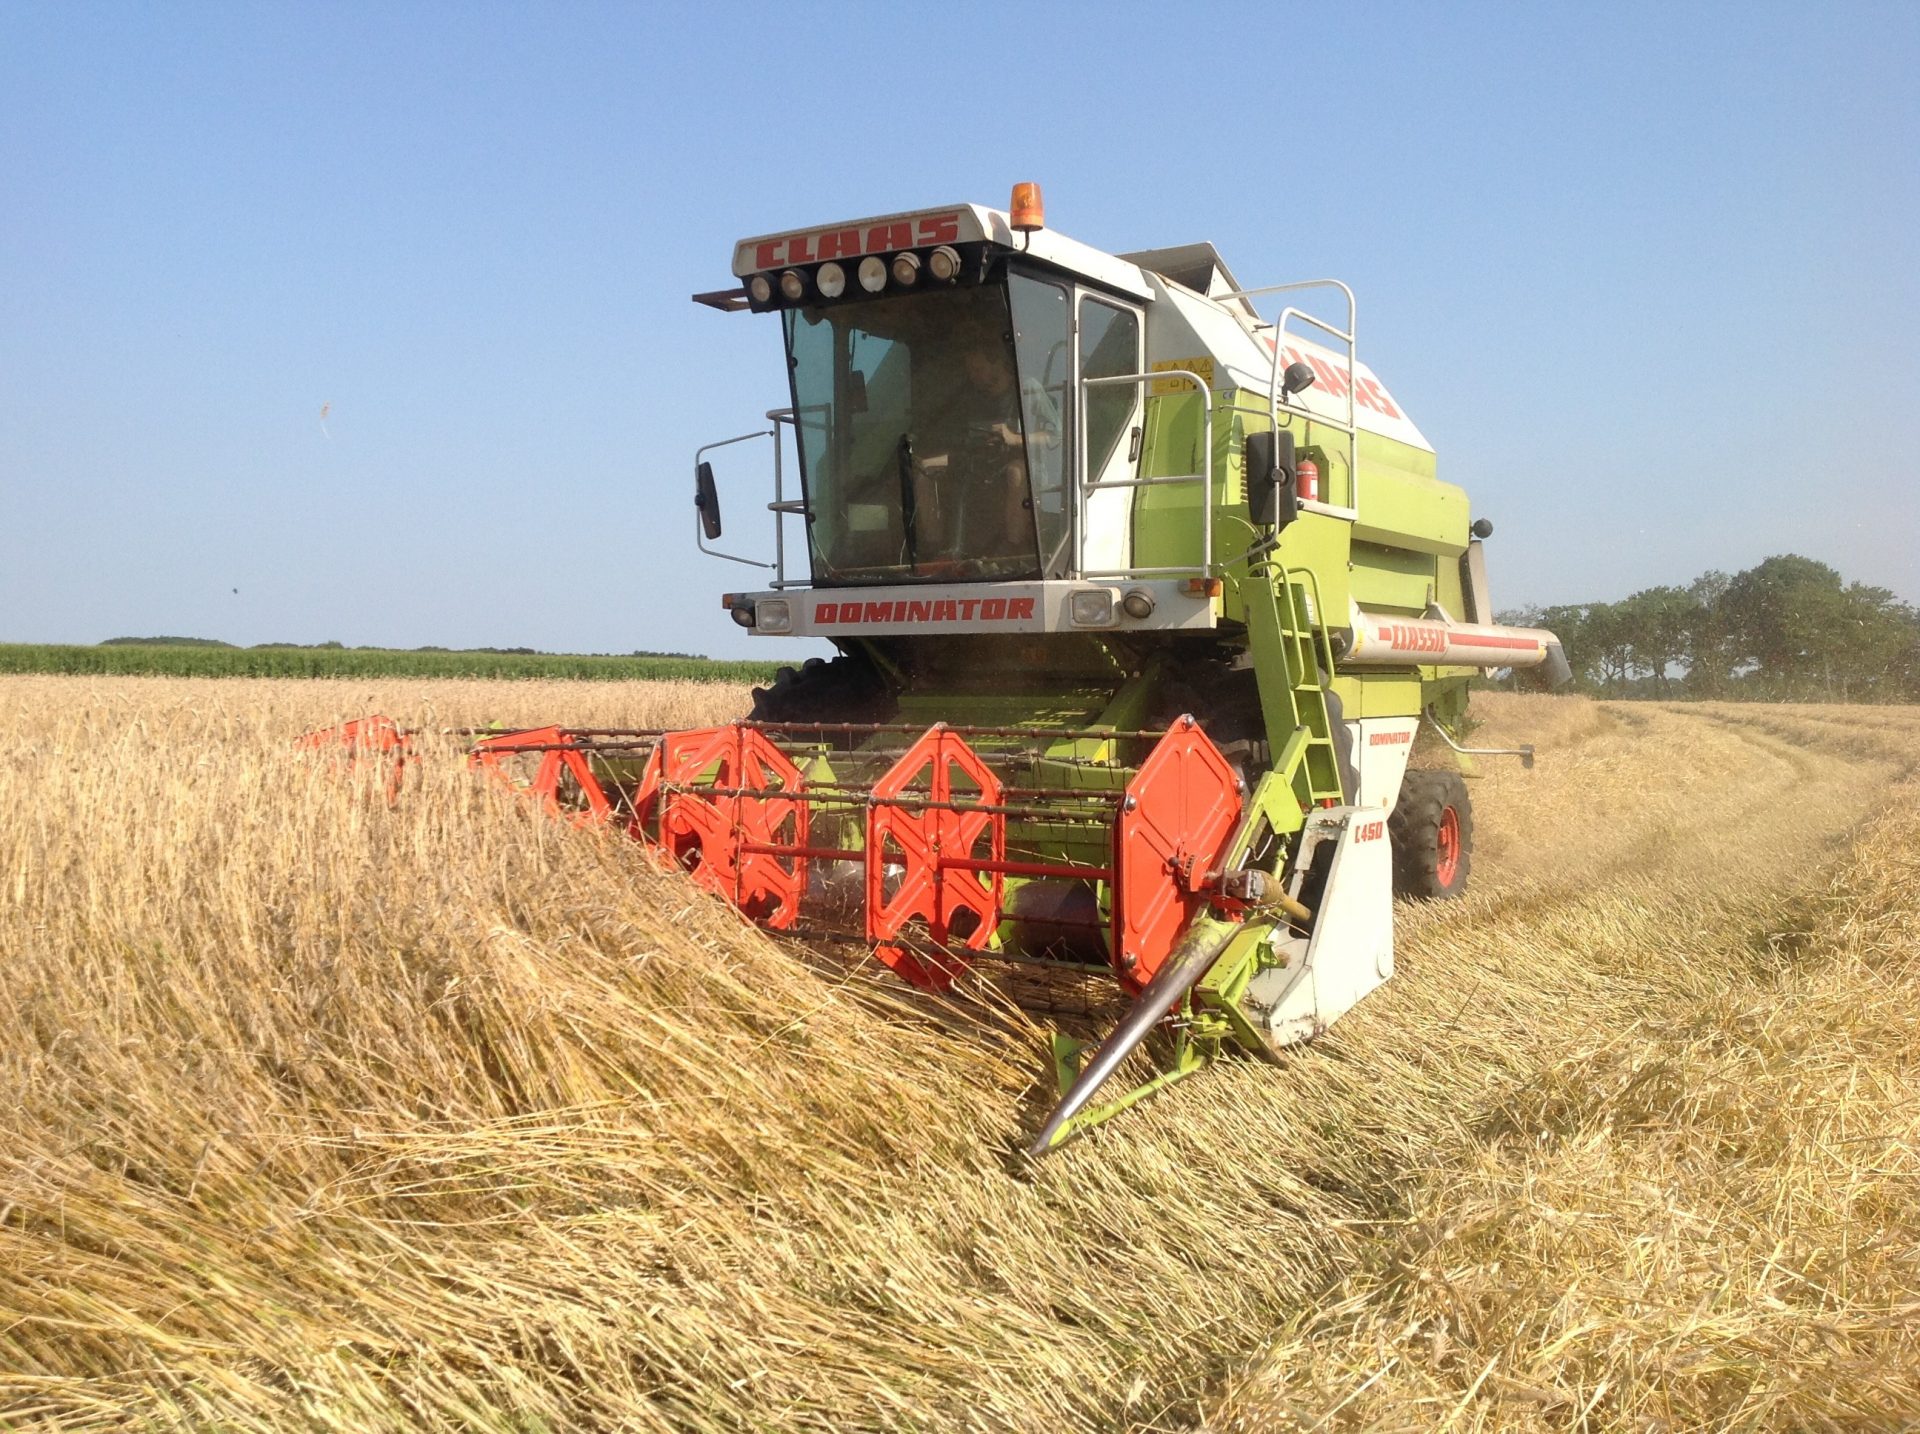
[785,275,1070,586]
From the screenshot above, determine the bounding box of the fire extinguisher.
[1296,453,1321,503]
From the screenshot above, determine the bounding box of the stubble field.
[2,676,1917,1431]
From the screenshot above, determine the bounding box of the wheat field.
[2,677,1916,1431]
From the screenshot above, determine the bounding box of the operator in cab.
[911,312,1060,575]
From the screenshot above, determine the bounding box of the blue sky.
[3,1,1914,658]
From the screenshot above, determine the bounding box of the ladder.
[1246,564,1346,811]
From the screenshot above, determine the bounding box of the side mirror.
[694,461,723,540]
[1244,429,1299,530]
[1279,360,1317,404]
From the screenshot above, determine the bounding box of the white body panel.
[1346,717,1420,813]
[1244,805,1395,1045]
[738,578,1218,638]
[1141,278,1434,451]
[1080,467,1135,575]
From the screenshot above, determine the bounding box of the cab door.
[1075,293,1144,576]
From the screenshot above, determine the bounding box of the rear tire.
[1389,769,1472,900]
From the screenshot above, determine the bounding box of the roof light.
[890,251,921,286]
[816,262,846,299]
[1010,181,1045,232]
[747,274,772,304]
[857,255,888,293]
[927,244,961,282]
[779,269,806,302]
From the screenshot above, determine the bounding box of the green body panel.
[891,687,1115,732]
[1345,541,1425,611]
[1255,512,1352,625]
[1113,387,1474,749]
[1129,387,1466,617]
[1130,387,1210,572]
[1350,438,1462,556]
[1326,670,1423,719]
[1423,672,1471,732]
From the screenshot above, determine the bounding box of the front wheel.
[1389,769,1472,899]
[748,650,895,725]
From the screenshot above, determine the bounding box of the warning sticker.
[1149,357,1215,395]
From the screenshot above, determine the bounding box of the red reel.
[470,726,616,827]
[653,725,809,929]
[866,726,1005,991]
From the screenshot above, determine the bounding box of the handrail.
[1215,279,1360,522]
[1076,369,1213,580]
[764,408,799,589]
[1285,565,1342,681]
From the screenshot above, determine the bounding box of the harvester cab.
[309,185,1563,1153]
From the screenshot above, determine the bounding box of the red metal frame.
[1111,717,1242,993]
[470,726,617,827]
[296,715,412,803]
[653,725,810,929]
[865,725,1006,991]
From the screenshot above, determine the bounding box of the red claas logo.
[754,213,964,270]
[1268,342,1403,419]
[1383,623,1449,655]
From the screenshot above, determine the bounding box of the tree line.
[1498,554,1920,702]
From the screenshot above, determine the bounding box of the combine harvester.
[312,185,1565,1153]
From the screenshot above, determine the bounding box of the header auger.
[306,184,1564,1152]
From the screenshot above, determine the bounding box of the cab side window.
[1079,300,1140,481]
